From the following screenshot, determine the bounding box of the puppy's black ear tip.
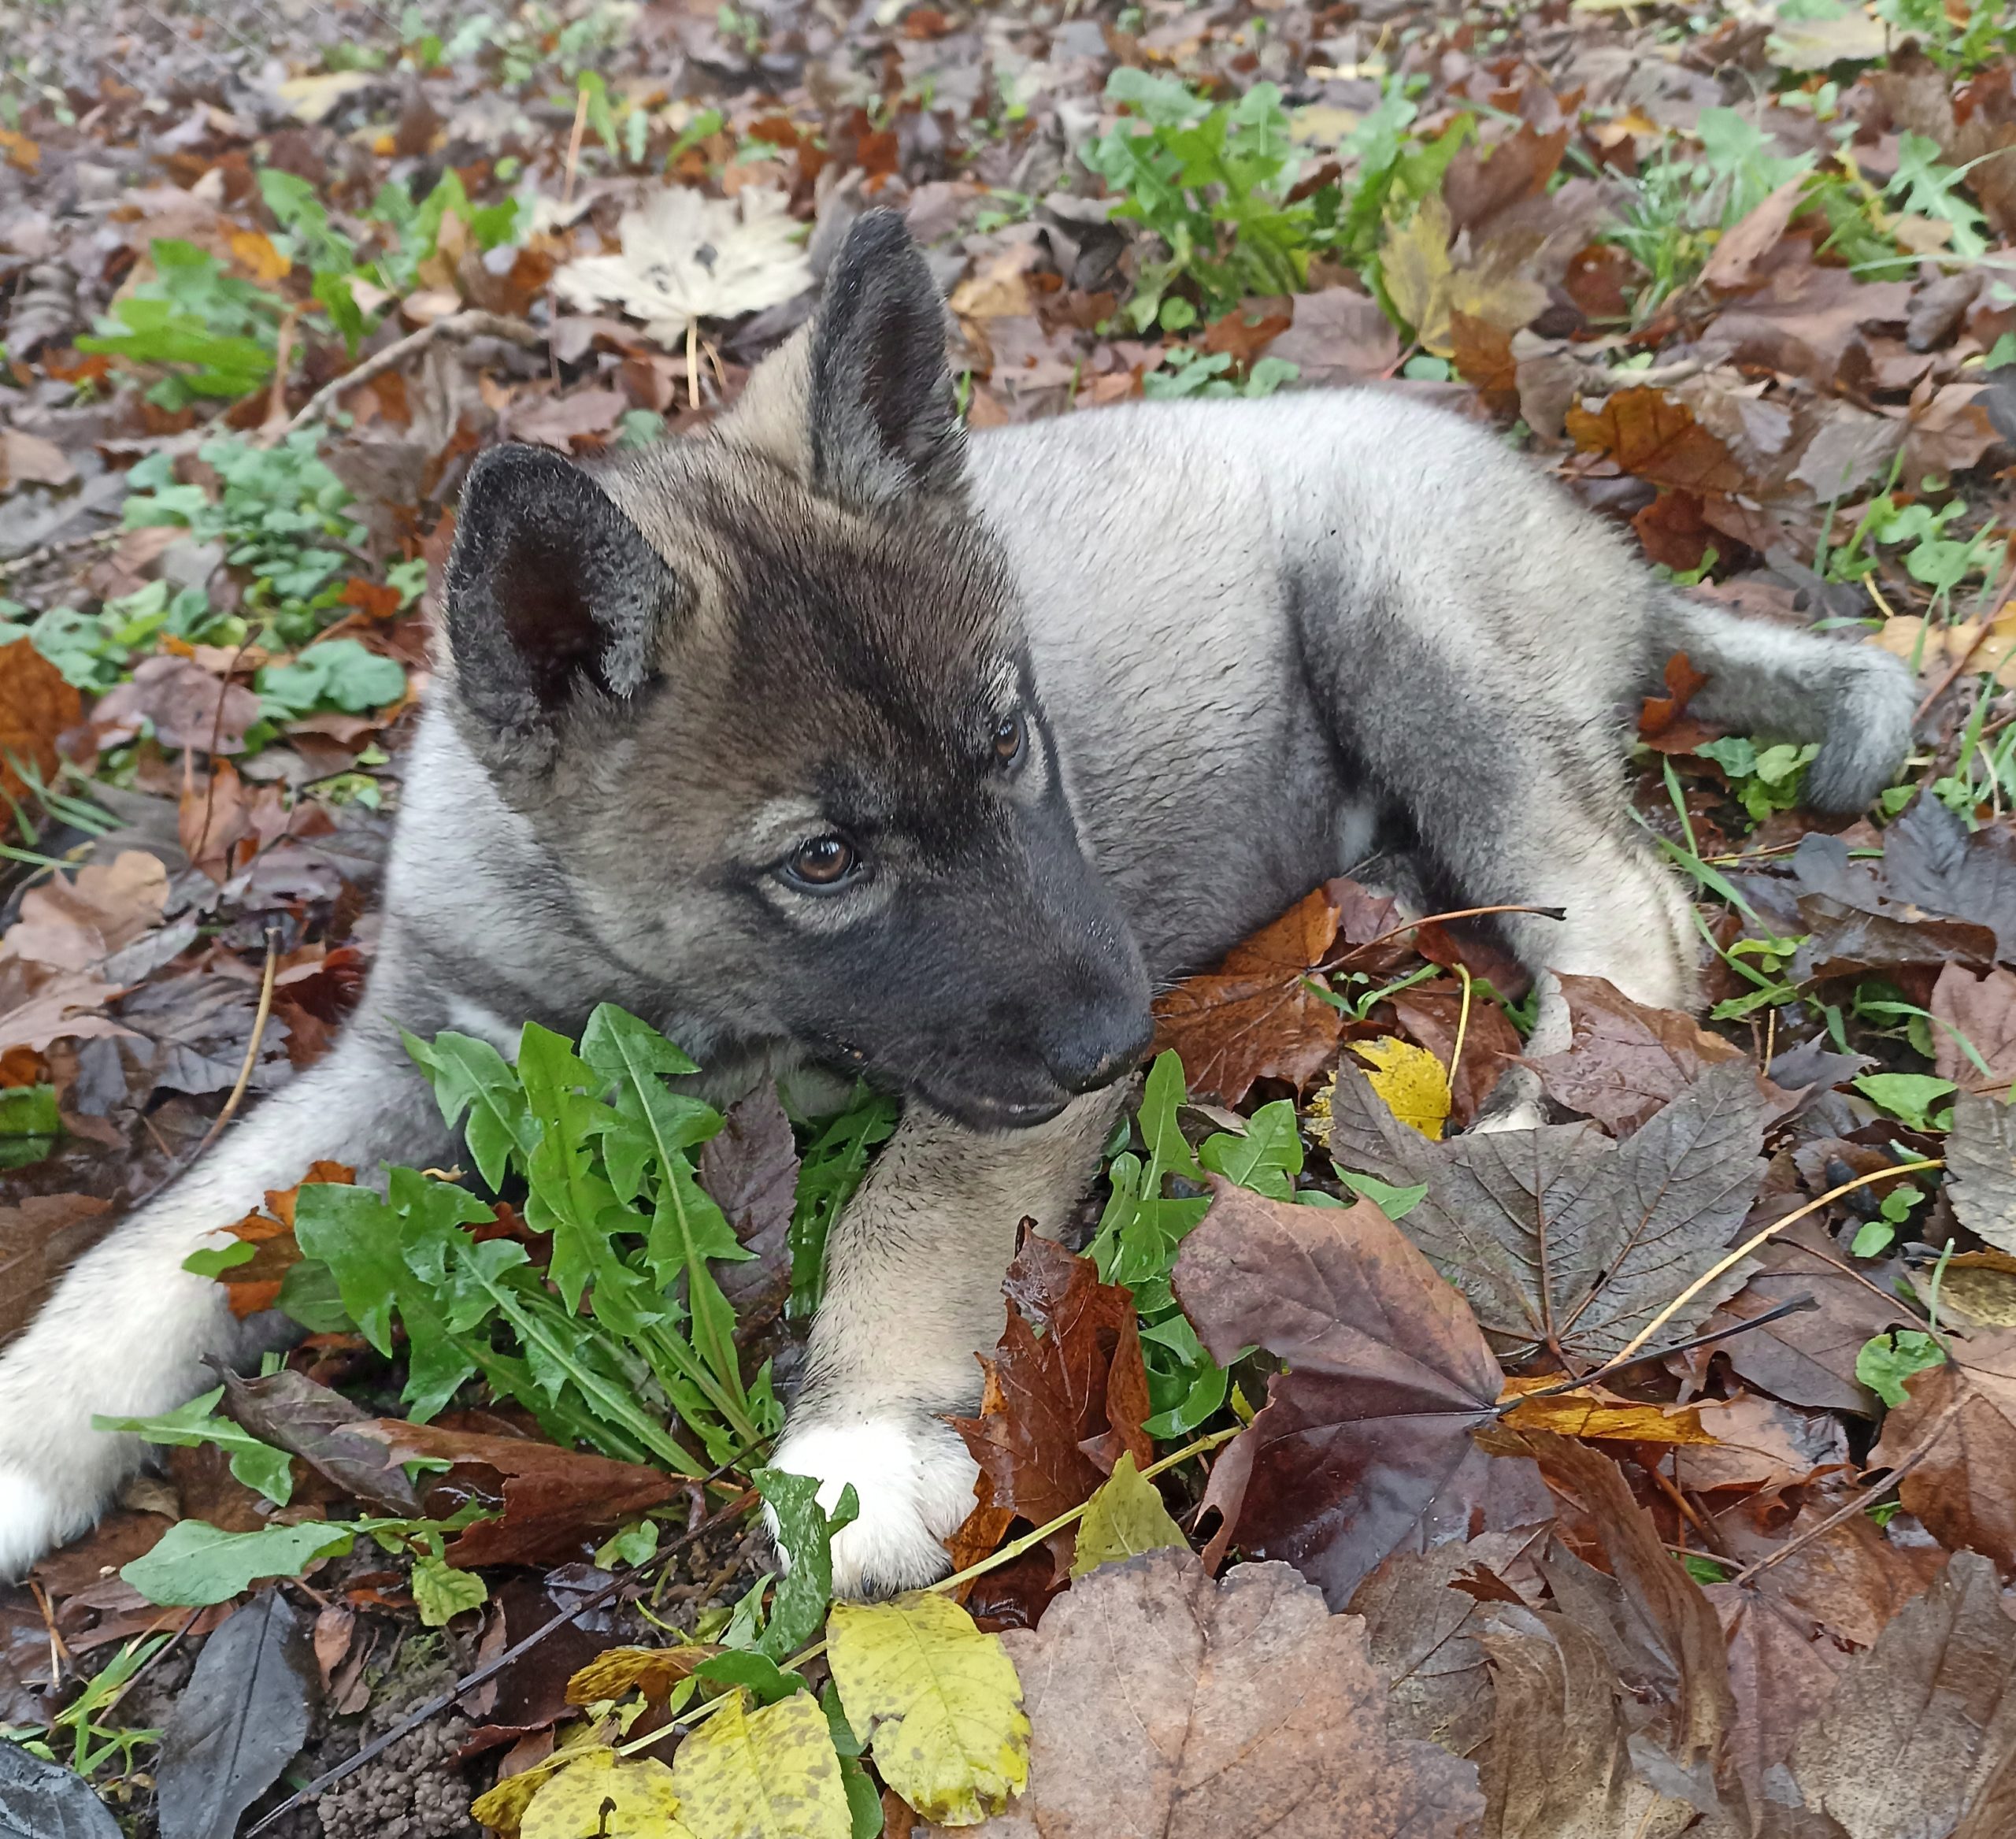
[836,208,921,266]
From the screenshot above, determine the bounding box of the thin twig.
[1447,962,1473,1094]
[1318,901,1569,973]
[192,928,280,1159]
[244,1479,762,1834]
[287,311,543,432]
[1725,1397,1964,1591]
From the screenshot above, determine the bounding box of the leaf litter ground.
[3,0,2016,1833]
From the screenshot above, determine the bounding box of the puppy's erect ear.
[808,209,963,512]
[444,445,678,751]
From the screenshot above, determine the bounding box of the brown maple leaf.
[1565,387,1747,495]
[951,1234,1152,1532]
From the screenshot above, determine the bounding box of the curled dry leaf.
[213,1366,421,1515]
[966,1550,1484,1839]
[1320,1059,1770,1362]
[1792,1552,2016,1839]
[355,1420,680,1566]
[1174,1178,1548,1607]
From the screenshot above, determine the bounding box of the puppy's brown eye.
[993,714,1025,766]
[788,835,857,888]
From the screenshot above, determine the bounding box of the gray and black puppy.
[0,212,1911,1593]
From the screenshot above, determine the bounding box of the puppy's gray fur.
[0,214,1911,1593]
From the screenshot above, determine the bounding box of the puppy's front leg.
[772,1087,1124,1597]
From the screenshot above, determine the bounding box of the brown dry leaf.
[1881,794,2016,964]
[1792,1552,2016,1839]
[1565,387,1747,495]
[1871,1328,2016,1574]
[1175,1179,1549,1607]
[93,654,261,756]
[1528,973,1747,1136]
[209,1161,355,1318]
[1497,1378,1716,1445]
[565,1642,721,1705]
[1709,1587,1849,1832]
[966,1549,1484,1839]
[1320,1059,1768,1362]
[2,851,168,972]
[1443,123,1569,234]
[1265,287,1401,385]
[1714,1218,1916,1416]
[949,245,1041,322]
[216,1365,422,1515]
[0,636,81,818]
[0,1193,115,1348]
[1700,176,1809,294]
[505,387,629,451]
[0,962,133,1057]
[951,1234,1152,1533]
[1149,881,1351,1107]
[1947,1092,2016,1255]
[1,428,76,488]
[1515,1433,1741,1815]
[1904,383,1999,484]
[1931,966,2016,1100]
[1670,1394,1847,1492]
[355,1421,681,1566]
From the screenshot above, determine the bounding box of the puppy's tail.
[1648,593,1914,814]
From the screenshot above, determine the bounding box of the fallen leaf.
[1320,1059,1768,1362]
[1348,1036,1450,1140]
[828,1592,1027,1826]
[2,851,168,972]
[1498,1378,1716,1444]
[1175,1179,1550,1607]
[973,1551,1484,1838]
[214,1367,421,1515]
[565,1643,721,1706]
[1709,1586,1848,1834]
[506,386,629,451]
[1948,1092,2016,1253]
[1151,879,1403,1106]
[1700,176,1809,293]
[1883,795,2016,964]
[1712,1217,1917,1416]
[951,1234,1152,1532]
[1671,1393,1847,1492]
[1792,1552,2016,1839]
[355,1422,680,1566]
[154,1591,317,1839]
[1528,973,1747,1135]
[92,655,260,755]
[1265,287,1401,384]
[1566,387,1747,494]
[1380,196,1457,356]
[1387,981,1522,1129]
[0,1739,122,1839]
[698,1083,799,1336]
[1,428,76,488]
[1931,966,2016,1099]
[1069,1452,1186,1579]
[0,636,81,820]
[521,1748,692,1838]
[554,187,812,347]
[275,69,379,122]
[1873,1325,2016,1572]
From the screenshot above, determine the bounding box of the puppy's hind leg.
[0,1022,454,1578]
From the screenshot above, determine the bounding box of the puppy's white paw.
[0,1464,90,1583]
[766,1414,979,1599]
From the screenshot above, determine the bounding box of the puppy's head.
[439,211,1151,1129]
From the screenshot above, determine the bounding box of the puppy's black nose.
[1042,1006,1155,1095]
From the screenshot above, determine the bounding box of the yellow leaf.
[671,1690,851,1839]
[0,127,38,171]
[1349,1037,1451,1141]
[1876,613,2016,688]
[229,229,292,287]
[521,1748,693,1839]
[276,69,378,123]
[1071,1452,1188,1579]
[565,1643,721,1706]
[1447,232,1549,334]
[828,1592,1028,1826]
[1498,1377,1717,1444]
[1378,195,1453,357]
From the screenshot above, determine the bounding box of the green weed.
[76,240,279,408]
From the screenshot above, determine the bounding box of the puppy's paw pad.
[766,1417,978,1600]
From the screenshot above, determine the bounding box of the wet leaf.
[1175,1178,1548,1606]
[1528,973,1747,1136]
[0,1741,120,1839]
[213,1366,421,1514]
[1321,1059,1769,1362]
[828,1592,1027,1826]
[1348,1036,1450,1140]
[154,1591,317,1839]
